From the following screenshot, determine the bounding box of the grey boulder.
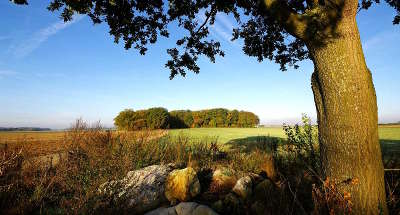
[145,202,218,215]
[232,175,253,199]
[99,164,176,214]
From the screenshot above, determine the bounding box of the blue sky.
[0,1,399,129]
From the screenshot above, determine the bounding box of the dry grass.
[0,132,66,157]
[0,132,65,143]
[0,120,398,214]
[0,120,224,214]
[0,129,167,157]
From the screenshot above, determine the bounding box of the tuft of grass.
[0,119,225,214]
[0,118,399,214]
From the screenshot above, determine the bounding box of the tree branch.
[194,5,216,36]
[263,0,308,40]
[324,0,358,18]
[306,0,320,8]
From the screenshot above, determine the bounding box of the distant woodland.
[0,127,51,131]
[114,108,259,131]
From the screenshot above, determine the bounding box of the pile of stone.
[99,163,282,215]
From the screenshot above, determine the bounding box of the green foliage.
[281,114,320,174]
[114,107,169,131]
[169,110,192,128]
[0,121,222,214]
[12,1,400,78]
[237,111,260,128]
[114,109,135,131]
[183,112,194,127]
[116,107,260,131]
[227,110,239,127]
[179,108,259,128]
[145,107,169,129]
[1,119,399,214]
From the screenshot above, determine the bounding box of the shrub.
[0,119,225,214]
[1,117,399,214]
[271,114,321,214]
[114,109,135,130]
[114,107,169,130]
[169,110,192,128]
[145,107,169,129]
[281,114,320,175]
[115,107,260,130]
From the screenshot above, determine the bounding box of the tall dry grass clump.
[0,119,222,214]
[0,117,398,214]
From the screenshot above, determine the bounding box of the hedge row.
[114,107,259,130]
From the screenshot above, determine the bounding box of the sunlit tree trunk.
[309,13,387,214]
[262,0,388,212]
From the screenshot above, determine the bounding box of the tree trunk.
[308,14,387,214]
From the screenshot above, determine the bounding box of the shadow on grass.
[380,139,400,168]
[225,136,285,153]
[226,136,399,164]
[381,139,400,155]
[379,139,400,149]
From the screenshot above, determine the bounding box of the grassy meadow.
[1,126,399,159]
[168,127,286,144]
[1,126,399,154]
[1,126,399,144]
[378,125,400,141]
[0,123,399,214]
[168,126,400,159]
[168,126,400,143]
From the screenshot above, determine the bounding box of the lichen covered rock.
[99,164,175,214]
[165,167,201,203]
[145,202,218,215]
[232,175,253,199]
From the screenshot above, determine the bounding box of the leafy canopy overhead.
[11,0,400,79]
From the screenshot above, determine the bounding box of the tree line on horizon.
[114,107,259,131]
[0,127,51,132]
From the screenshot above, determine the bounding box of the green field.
[168,127,286,144]
[169,126,400,144]
[169,126,400,156]
[1,126,399,145]
[378,126,400,141]
[1,126,399,154]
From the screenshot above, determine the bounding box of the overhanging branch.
[263,0,309,40]
[193,5,217,37]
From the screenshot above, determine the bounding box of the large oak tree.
[12,0,400,213]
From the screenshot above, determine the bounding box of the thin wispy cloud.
[215,13,235,33]
[210,23,233,42]
[12,15,84,58]
[363,30,400,51]
[0,70,18,79]
[195,12,238,45]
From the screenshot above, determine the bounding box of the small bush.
[1,116,398,214]
[281,114,320,175]
[0,119,225,214]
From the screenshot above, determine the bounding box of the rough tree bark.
[310,39,387,214]
[265,0,388,214]
[308,3,387,214]
[308,6,387,215]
